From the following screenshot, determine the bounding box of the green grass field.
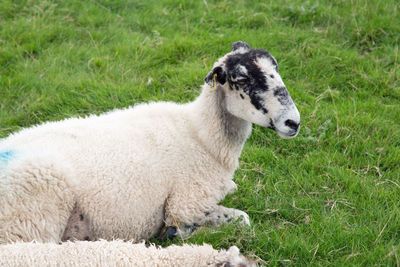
[1,0,399,265]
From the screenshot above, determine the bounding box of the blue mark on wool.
[0,150,14,163]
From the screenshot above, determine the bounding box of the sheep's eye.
[237,78,249,85]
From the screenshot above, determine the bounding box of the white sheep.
[0,240,256,266]
[0,41,300,244]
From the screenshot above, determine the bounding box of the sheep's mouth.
[266,120,299,139]
[275,128,299,139]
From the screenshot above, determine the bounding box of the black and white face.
[205,41,300,139]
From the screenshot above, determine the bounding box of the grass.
[1,0,399,265]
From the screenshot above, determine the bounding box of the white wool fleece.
[0,84,251,244]
[0,240,256,267]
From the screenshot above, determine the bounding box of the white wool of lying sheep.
[0,41,300,243]
[0,240,256,267]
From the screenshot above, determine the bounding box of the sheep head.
[205,41,300,139]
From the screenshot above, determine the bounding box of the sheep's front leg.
[162,205,250,240]
[204,205,250,226]
[161,178,249,241]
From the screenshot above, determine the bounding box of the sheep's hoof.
[161,226,178,241]
[160,224,198,241]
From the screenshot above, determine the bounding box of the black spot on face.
[225,49,275,114]
[224,214,228,218]
[267,119,276,130]
[274,86,290,105]
[260,107,268,114]
[270,74,274,78]
[240,93,244,99]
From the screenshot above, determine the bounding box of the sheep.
[0,41,300,244]
[0,240,256,267]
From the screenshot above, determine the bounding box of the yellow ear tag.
[213,73,218,90]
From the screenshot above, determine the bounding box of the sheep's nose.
[285,119,300,132]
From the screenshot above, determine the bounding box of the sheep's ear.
[204,66,227,86]
[232,41,250,52]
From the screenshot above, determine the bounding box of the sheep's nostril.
[285,119,299,131]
